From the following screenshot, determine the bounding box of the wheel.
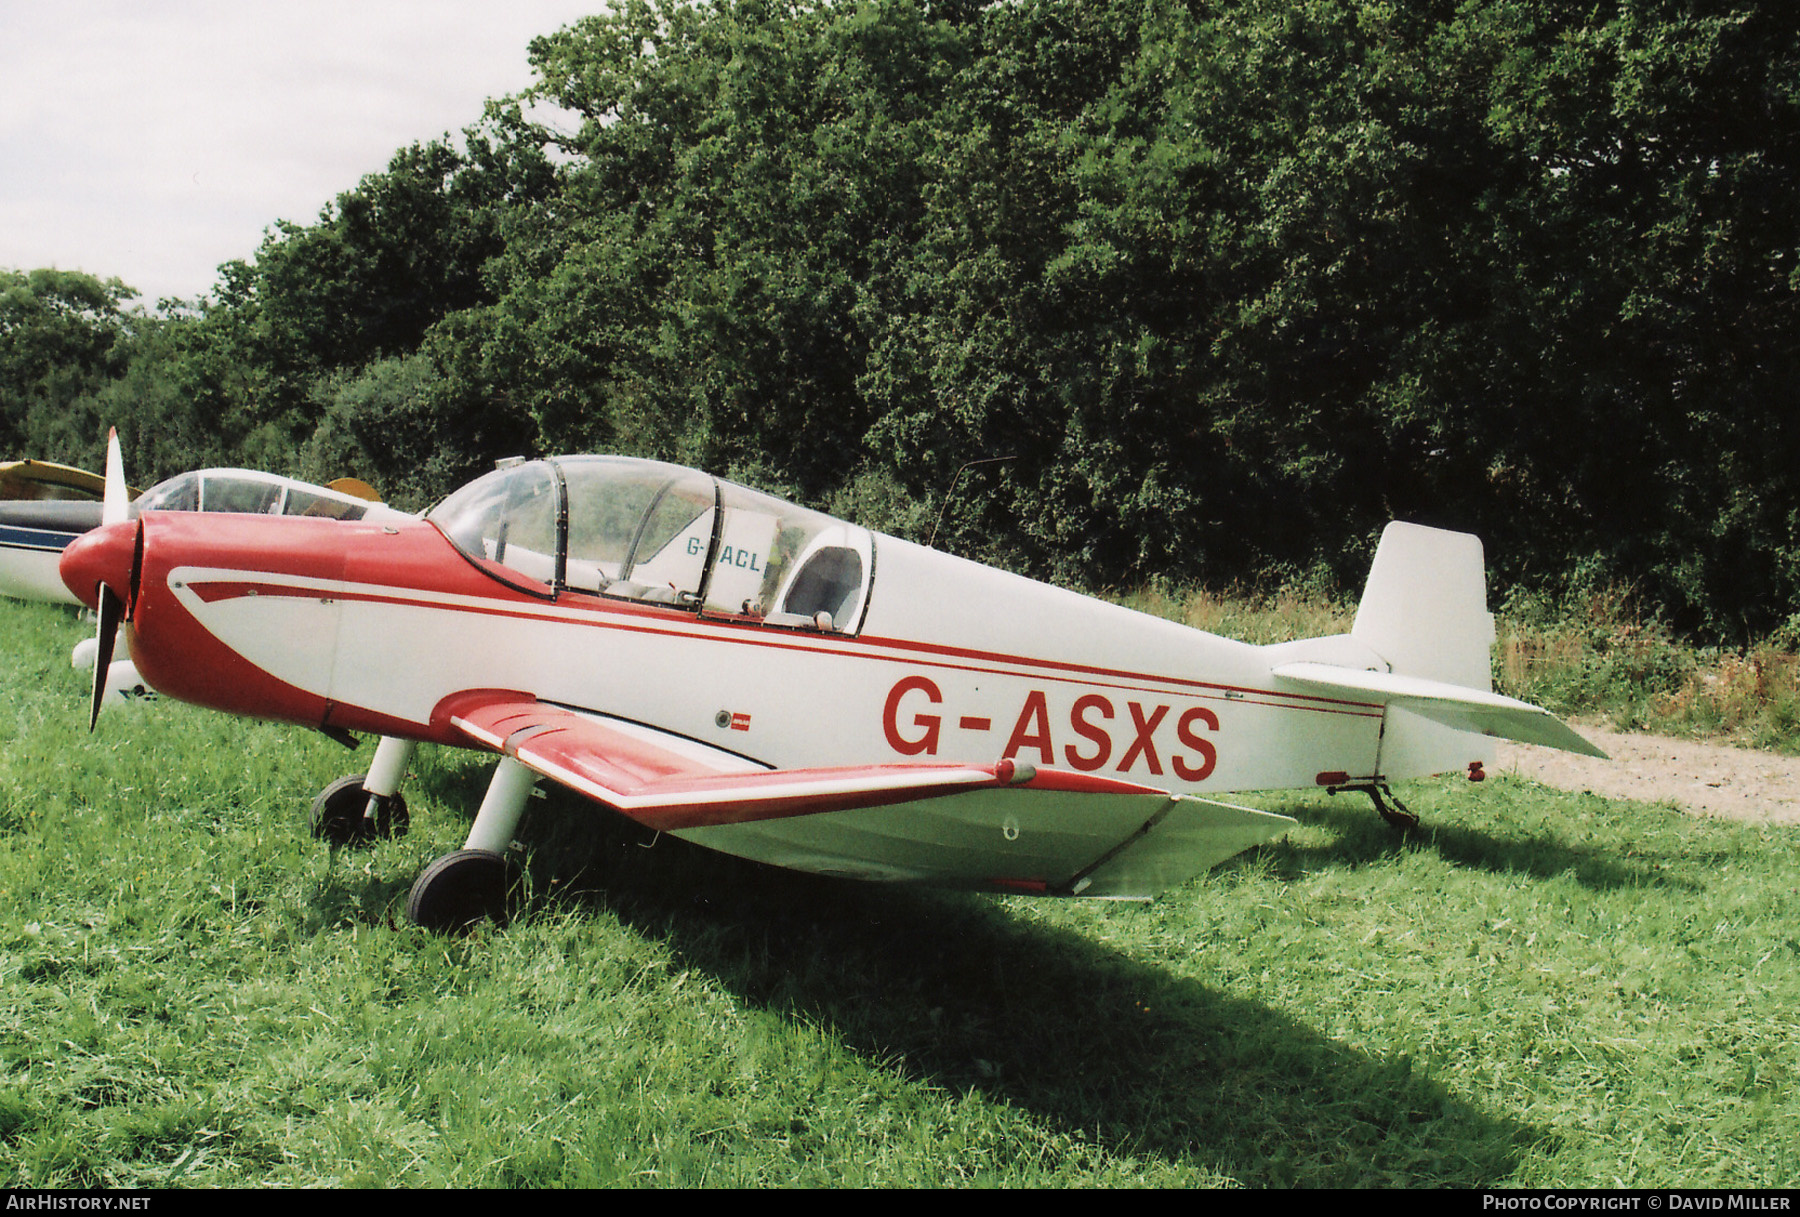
[406,849,515,933]
[309,774,409,847]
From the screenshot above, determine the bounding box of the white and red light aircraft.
[60,438,1603,930]
[0,463,393,609]
[1,458,405,713]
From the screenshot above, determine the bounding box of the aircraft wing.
[1270,661,1608,758]
[440,691,1043,831]
[437,691,1298,896]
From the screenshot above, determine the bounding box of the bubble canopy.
[131,469,377,520]
[427,456,874,633]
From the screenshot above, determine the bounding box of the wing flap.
[1270,661,1607,758]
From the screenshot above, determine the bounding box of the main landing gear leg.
[310,737,415,846]
[406,756,536,933]
[363,736,416,812]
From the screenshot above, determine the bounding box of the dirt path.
[1495,723,1800,825]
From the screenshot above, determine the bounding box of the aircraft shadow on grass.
[311,765,1544,1187]
[1258,790,1701,894]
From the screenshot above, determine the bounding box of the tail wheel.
[310,774,409,846]
[406,849,516,933]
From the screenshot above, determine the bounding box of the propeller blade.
[88,584,123,731]
[101,428,128,526]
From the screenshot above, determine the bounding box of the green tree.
[30,0,1795,636]
[195,121,559,467]
[0,268,137,461]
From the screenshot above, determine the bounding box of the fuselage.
[82,502,1389,798]
[0,501,96,605]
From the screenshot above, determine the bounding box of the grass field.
[1,598,1797,1186]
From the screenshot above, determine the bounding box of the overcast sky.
[1,1,602,306]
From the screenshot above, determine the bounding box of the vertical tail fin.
[1351,522,1495,690]
[1350,522,1498,776]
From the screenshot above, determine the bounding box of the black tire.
[406,849,515,933]
[309,774,409,847]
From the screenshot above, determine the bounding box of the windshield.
[426,461,562,592]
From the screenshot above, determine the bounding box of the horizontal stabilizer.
[1270,662,1607,759]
